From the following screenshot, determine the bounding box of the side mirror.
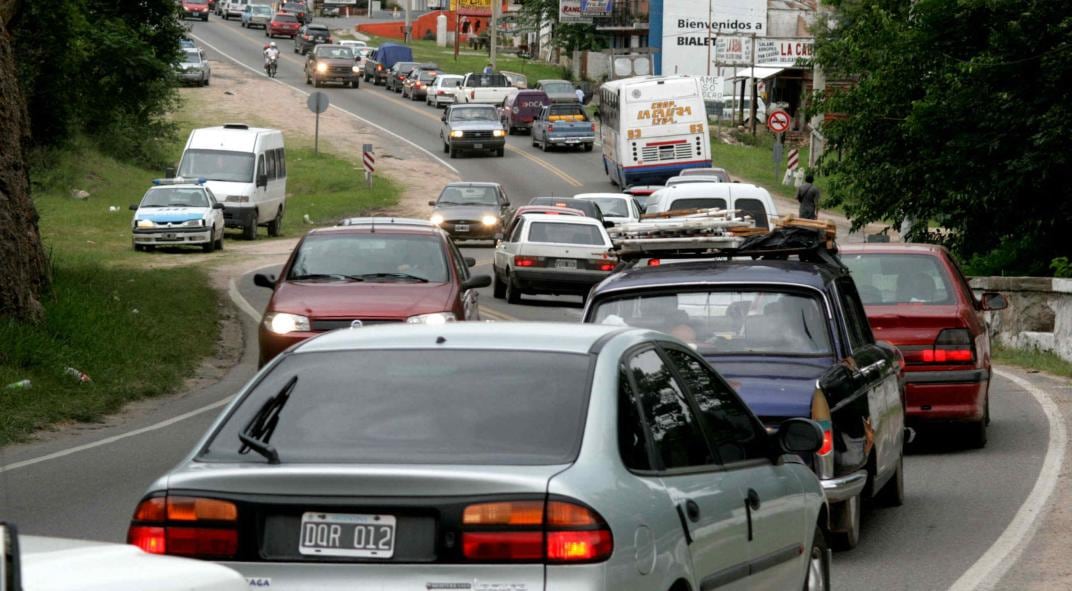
[428,200,437,207]
[602,220,616,229]
[441,115,447,122]
[1,522,22,591]
[212,202,224,209]
[980,292,1008,311]
[256,173,268,188]
[776,418,825,454]
[465,257,477,268]
[253,273,277,289]
[462,275,492,290]
[129,204,139,211]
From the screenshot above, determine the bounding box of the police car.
[130,178,226,252]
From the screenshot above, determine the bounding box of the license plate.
[473,144,483,149]
[566,139,580,144]
[454,224,470,232]
[555,259,577,270]
[162,233,179,241]
[299,512,396,559]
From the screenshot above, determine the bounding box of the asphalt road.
[0,16,1055,591]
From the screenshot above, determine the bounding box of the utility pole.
[403,0,411,43]
[489,0,500,70]
[749,32,757,136]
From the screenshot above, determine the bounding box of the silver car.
[177,48,210,86]
[128,323,829,590]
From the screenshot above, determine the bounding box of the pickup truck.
[452,72,518,106]
[531,104,596,152]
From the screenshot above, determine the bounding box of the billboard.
[579,0,613,17]
[454,0,491,16]
[559,0,592,23]
[661,0,767,75]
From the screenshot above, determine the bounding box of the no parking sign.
[767,109,791,134]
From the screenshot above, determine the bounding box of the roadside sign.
[786,148,800,170]
[306,91,330,114]
[767,109,790,134]
[362,143,375,188]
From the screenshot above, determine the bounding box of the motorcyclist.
[263,42,279,76]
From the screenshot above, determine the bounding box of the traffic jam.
[5,8,1016,591]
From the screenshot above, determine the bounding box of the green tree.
[812,0,1072,275]
[517,0,603,55]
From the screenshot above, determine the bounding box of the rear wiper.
[359,272,429,283]
[290,273,363,282]
[238,375,298,464]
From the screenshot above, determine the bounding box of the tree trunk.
[0,3,50,322]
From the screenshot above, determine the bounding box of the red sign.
[362,151,375,173]
[767,109,791,133]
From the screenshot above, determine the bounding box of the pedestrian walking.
[796,173,820,219]
[575,87,585,103]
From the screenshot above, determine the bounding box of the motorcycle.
[264,54,278,78]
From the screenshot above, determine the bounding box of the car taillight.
[461,500,613,563]
[546,125,554,132]
[590,123,597,131]
[921,328,975,363]
[647,258,661,266]
[811,389,834,479]
[514,255,542,268]
[128,495,239,559]
[597,262,615,272]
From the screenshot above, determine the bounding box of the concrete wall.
[970,276,1072,362]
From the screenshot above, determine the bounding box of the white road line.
[947,368,1067,591]
[189,31,460,175]
[229,275,265,322]
[0,396,232,475]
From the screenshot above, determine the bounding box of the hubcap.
[806,547,827,591]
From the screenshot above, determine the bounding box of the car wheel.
[203,14,208,21]
[540,139,548,152]
[497,147,505,157]
[202,230,217,253]
[306,71,311,85]
[804,527,830,591]
[584,143,593,152]
[449,143,458,159]
[443,140,449,154]
[267,207,283,237]
[967,418,987,449]
[876,456,905,507]
[505,272,522,304]
[531,137,538,148]
[214,231,224,251]
[314,76,321,88]
[830,494,861,551]
[492,270,506,299]
[242,219,257,241]
[203,76,210,86]
[351,80,358,89]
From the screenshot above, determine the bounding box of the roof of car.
[520,213,603,225]
[295,322,633,355]
[574,193,632,201]
[443,181,501,188]
[594,259,843,296]
[839,243,947,255]
[312,218,443,236]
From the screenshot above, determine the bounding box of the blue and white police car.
[130,178,226,252]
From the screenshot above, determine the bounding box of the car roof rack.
[609,211,843,269]
[337,217,436,228]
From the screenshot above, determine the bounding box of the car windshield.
[177,149,255,183]
[541,82,574,93]
[468,74,509,87]
[438,77,462,87]
[527,222,605,246]
[842,253,956,305]
[201,350,592,465]
[251,5,271,13]
[593,291,834,356]
[182,50,202,64]
[450,107,497,122]
[288,234,449,283]
[274,13,297,21]
[584,197,629,217]
[140,187,209,208]
[308,26,328,33]
[437,186,498,206]
[316,46,353,59]
[419,71,438,81]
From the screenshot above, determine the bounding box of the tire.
[497,147,505,157]
[492,270,506,299]
[267,207,283,237]
[584,143,593,152]
[540,139,548,152]
[803,527,830,591]
[305,71,311,85]
[351,80,358,89]
[202,232,216,253]
[449,143,458,159]
[214,232,224,251]
[314,77,321,88]
[967,419,987,449]
[442,140,449,154]
[242,218,257,240]
[531,138,538,148]
[830,494,861,551]
[505,272,522,304]
[876,457,905,507]
[202,14,208,21]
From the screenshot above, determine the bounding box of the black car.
[582,227,907,550]
[385,61,421,92]
[294,23,331,55]
[428,182,512,241]
[280,0,309,23]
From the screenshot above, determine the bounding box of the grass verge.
[992,344,1072,380]
[709,135,832,205]
[362,35,567,82]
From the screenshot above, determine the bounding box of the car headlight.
[430,213,444,225]
[493,129,506,137]
[136,219,155,228]
[406,312,457,325]
[316,63,327,73]
[481,215,498,226]
[449,130,464,138]
[181,219,206,227]
[264,312,311,335]
[352,65,360,73]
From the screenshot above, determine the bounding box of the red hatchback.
[266,12,300,38]
[841,243,1007,447]
[253,218,491,366]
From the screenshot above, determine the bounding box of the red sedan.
[253,218,491,366]
[841,243,1007,447]
[266,13,300,39]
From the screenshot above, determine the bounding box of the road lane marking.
[947,368,1067,591]
[229,276,265,322]
[188,31,460,175]
[480,306,518,321]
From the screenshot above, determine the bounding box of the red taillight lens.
[918,328,975,364]
[818,425,834,456]
[597,262,615,272]
[463,531,543,560]
[165,527,239,558]
[514,255,541,268]
[128,495,238,559]
[461,499,613,564]
[547,530,613,562]
[647,258,661,266]
[128,525,166,554]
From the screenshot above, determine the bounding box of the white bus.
[598,76,711,187]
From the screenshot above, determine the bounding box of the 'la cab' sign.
[636,101,694,126]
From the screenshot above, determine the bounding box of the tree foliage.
[11,0,184,164]
[812,0,1072,275]
[518,0,603,53]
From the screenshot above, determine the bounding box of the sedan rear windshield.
[273,13,297,21]
[541,82,574,94]
[289,234,449,283]
[527,222,605,246]
[842,253,955,305]
[584,197,629,217]
[669,198,726,210]
[201,350,593,465]
[592,291,833,356]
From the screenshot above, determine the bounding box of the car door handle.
[684,500,701,522]
[744,488,760,542]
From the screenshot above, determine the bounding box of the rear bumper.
[905,368,988,422]
[221,562,548,590]
[545,135,595,145]
[821,469,868,503]
[513,268,608,295]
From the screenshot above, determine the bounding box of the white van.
[177,124,286,239]
[646,182,778,229]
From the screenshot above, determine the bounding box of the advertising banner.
[559,0,592,23]
[579,0,613,17]
[661,0,766,74]
[456,0,491,17]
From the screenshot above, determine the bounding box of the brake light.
[547,125,554,132]
[597,262,615,272]
[128,495,239,559]
[514,255,541,267]
[811,389,834,479]
[461,499,613,563]
[919,328,975,364]
[647,258,661,266]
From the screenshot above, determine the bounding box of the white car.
[492,213,615,304]
[129,179,226,252]
[337,39,367,49]
[645,182,779,229]
[1,524,246,591]
[426,74,463,108]
[664,174,725,187]
[573,193,641,225]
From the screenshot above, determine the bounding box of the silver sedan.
[127,323,829,590]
